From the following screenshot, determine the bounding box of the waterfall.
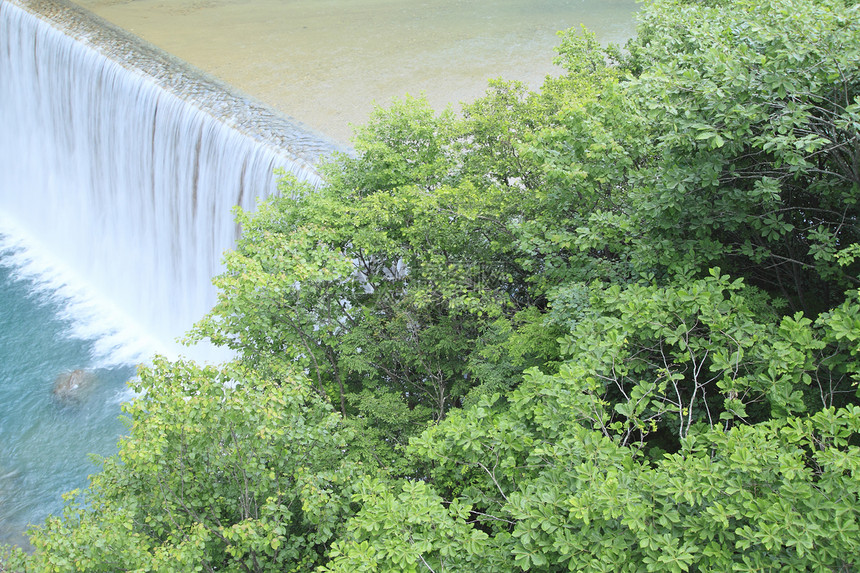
[0,0,339,361]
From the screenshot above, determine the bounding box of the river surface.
[0,0,637,547]
[73,0,639,142]
[0,230,136,548]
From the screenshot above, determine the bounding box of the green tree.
[319,2,860,563]
[582,0,860,312]
[10,0,860,570]
[25,359,356,572]
[397,306,860,570]
[320,479,506,573]
[190,78,606,454]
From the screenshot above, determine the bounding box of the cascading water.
[0,0,339,360]
[0,0,339,545]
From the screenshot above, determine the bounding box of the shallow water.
[0,238,136,547]
[74,0,639,142]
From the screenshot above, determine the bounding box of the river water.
[0,231,136,547]
[0,0,637,547]
[74,0,639,143]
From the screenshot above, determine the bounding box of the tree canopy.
[4,0,859,571]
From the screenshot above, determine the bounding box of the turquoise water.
[0,241,136,547]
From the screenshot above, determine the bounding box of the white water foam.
[0,215,169,366]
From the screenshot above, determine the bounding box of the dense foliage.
[4,0,859,570]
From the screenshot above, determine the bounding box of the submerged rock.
[52,369,96,403]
